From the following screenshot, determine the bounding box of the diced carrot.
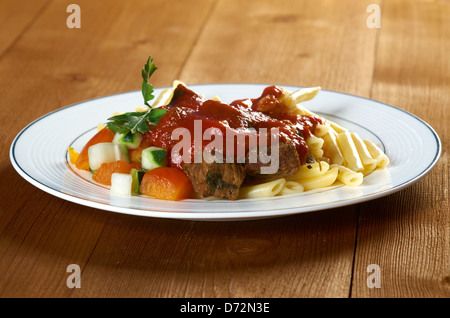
[129,137,152,164]
[67,147,79,164]
[75,127,116,171]
[139,167,194,201]
[92,160,140,186]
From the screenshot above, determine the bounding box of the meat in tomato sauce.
[144,84,323,170]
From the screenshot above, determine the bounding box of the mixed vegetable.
[68,57,194,201]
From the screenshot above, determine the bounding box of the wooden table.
[1,0,448,299]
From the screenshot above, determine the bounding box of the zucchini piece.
[110,173,133,196]
[113,132,143,149]
[130,168,146,194]
[88,142,130,171]
[141,147,167,170]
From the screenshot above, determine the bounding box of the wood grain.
[0,0,447,298]
[351,0,449,298]
[180,0,381,97]
[70,210,358,298]
[0,0,49,56]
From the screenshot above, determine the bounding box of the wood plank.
[0,0,49,56]
[351,0,450,298]
[70,0,381,298]
[0,0,215,297]
[0,199,108,297]
[71,209,358,298]
[179,0,381,97]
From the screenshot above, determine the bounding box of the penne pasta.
[152,87,175,107]
[299,167,339,191]
[330,164,364,187]
[239,178,286,199]
[329,121,348,134]
[306,135,324,159]
[350,132,378,175]
[363,139,390,168]
[280,86,321,109]
[321,130,345,165]
[287,161,330,181]
[336,131,365,172]
[293,104,315,116]
[313,124,330,137]
[280,181,304,195]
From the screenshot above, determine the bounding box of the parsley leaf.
[106,109,166,135]
[141,56,157,106]
[106,56,167,135]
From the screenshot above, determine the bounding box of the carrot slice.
[140,167,193,201]
[92,160,140,186]
[75,127,116,171]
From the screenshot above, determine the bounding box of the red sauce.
[144,84,323,169]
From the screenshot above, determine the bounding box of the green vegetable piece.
[130,168,146,194]
[113,132,144,149]
[141,147,167,170]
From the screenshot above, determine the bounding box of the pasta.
[321,129,345,165]
[152,87,175,108]
[350,132,377,175]
[287,161,330,181]
[297,167,339,191]
[336,131,365,172]
[280,181,304,195]
[363,139,390,168]
[313,124,330,137]
[279,86,321,112]
[306,135,324,159]
[239,178,286,199]
[330,164,364,187]
[329,121,348,134]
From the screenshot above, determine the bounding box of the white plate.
[10,84,441,221]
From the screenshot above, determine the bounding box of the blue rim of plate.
[9,84,442,220]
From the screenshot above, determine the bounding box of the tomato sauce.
[144,84,323,169]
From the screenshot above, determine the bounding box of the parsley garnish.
[106,56,167,135]
[105,108,167,135]
[141,56,158,107]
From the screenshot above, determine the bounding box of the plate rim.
[9,83,442,220]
